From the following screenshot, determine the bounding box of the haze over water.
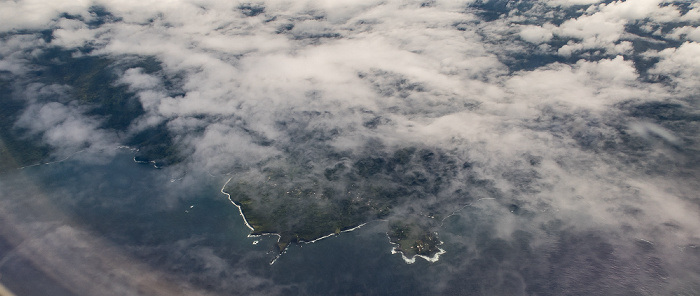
[1,0,700,295]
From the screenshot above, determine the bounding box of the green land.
[222,147,452,258]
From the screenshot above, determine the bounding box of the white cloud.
[504,56,643,111]
[51,18,100,48]
[1,1,700,293]
[670,26,700,42]
[681,2,700,22]
[551,0,695,55]
[0,0,92,31]
[520,25,554,44]
[0,34,46,75]
[119,68,162,91]
[629,121,681,145]
[15,99,116,158]
[543,0,602,7]
[650,42,700,92]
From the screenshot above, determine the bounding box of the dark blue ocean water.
[2,150,695,295]
[0,150,443,295]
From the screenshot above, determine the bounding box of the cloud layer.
[1,0,700,295]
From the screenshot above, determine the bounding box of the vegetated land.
[0,85,51,173]
[223,146,479,258]
[0,45,183,172]
[0,76,51,173]
[388,220,442,257]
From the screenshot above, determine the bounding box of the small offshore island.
[388,221,443,260]
[221,146,479,262]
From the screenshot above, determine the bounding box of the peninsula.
[221,147,461,261]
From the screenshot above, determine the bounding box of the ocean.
[0,150,437,295]
[1,149,695,295]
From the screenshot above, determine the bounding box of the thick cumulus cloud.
[1,0,700,295]
[650,41,700,92]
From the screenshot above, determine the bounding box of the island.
[221,146,470,262]
[388,221,442,258]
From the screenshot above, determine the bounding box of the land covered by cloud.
[1,0,700,294]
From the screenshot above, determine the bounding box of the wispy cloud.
[1,0,699,294]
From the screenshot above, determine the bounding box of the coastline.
[17,149,86,170]
[16,145,145,171]
[221,176,256,231]
[220,177,285,265]
[386,198,500,264]
[131,146,162,169]
[219,176,370,264]
[389,238,446,264]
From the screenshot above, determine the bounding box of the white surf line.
[391,247,446,264]
[220,177,373,264]
[221,177,255,231]
[269,222,369,264]
[264,233,286,266]
[18,145,161,170]
[385,197,497,264]
[268,245,287,265]
[17,149,87,170]
[132,156,161,169]
[123,145,164,169]
[303,223,368,244]
[342,223,367,233]
[269,223,369,265]
[304,232,337,244]
[220,177,287,265]
[119,145,190,181]
[388,236,446,264]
